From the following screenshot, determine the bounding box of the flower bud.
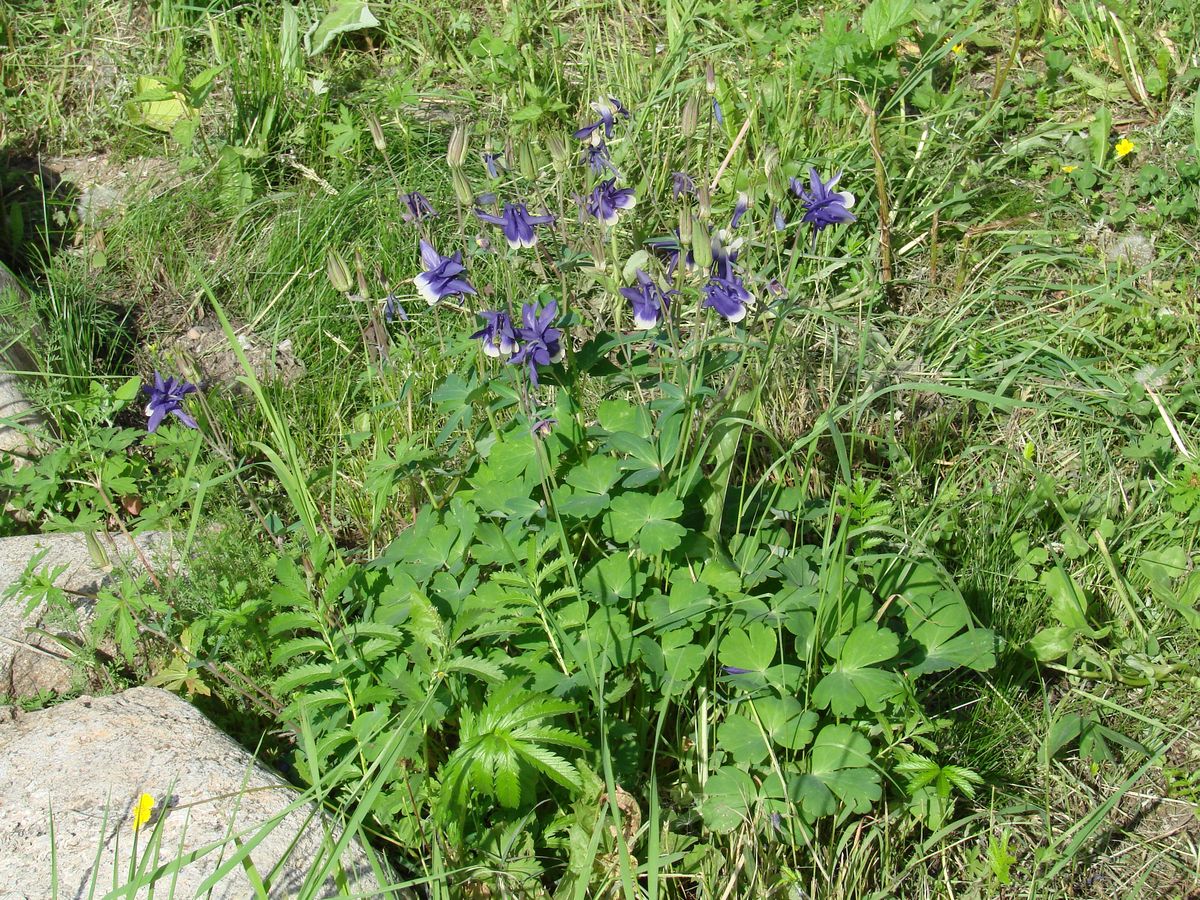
[447,122,470,168]
[450,167,474,205]
[517,139,537,181]
[691,217,713,269]
[705,63,716,95]
[696,182,712,219]
[546,133,569,171]
[681,95,699,138]
[763,145,780,178]
[354,249,369,297]
[366,115,386,152]
[325,249,352,293]
[678,203,693,245]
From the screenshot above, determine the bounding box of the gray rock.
[0,261,42,459]
[0,687,387,897]
[0,531,170,700]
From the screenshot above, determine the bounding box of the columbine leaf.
[719,623,776,674]
[605,490,686,554]
[794,724,881,820]
[812,621,901,716]
[717,713,769,766]
[754,697,817,751]
[699,766,756,833]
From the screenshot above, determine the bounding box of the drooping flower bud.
[451,167,474,205]
[326,248,352,293]
[545,133,569,171]
[763,145,781,178]
[696,182,712,219]
[366,115,387,152]
[678,203,693,246]
[705,63,716,95]
[447,122,470,168]
[681,94,699,138]
[691,217,712,270]
[517,139,538,181]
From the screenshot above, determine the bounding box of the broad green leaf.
[794,724,880,819]
[565,456,624,495]
[126,76,197,132]
[305,0,380,56]
[753,697,817,751]
[699,766,756,833]
[812,622,900,716]
[1029,626,1076,661]
[605,491,686,555]
[661,629,707,693]
[597,399,652,438]
[906,629,996,677]
[582,553,647,604]
[717,713,769,766]
[718,624,776,674]
[1042,567,1089,630]
[862,0,917,50]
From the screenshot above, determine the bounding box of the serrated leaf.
[862,0,917,50]
[605,491,686,555]
[812,622,901,716]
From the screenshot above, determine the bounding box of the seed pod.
[681,94,699,138]
[447,122,470,168]
[545,133,569,171]
[450,167,474,205]
[678,203,693,245]
[326,249,352,293]
[354,249,369,297]
[517,139,537,181]
[691,217,712,269]
[366,115,386,152]
[705,63,716,95]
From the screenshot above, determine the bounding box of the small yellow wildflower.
[1061,165,1077,174]
[1114,138,1136,158]
[131,793,155,832]
[951,43,966,55]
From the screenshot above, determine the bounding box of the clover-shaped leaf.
[812,621,900,716]
[793,724,880,821]
[699,766,756,833]
[718,623,776,675]
[605,491,686,555]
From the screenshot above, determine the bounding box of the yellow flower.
[951,43,966,55]
[1061,165,1077,174]
[131,793,155,832]
[1114,138,1136,158]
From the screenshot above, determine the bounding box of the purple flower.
[508,300,564,387]
[531,417,557,438]
[143,373,198,433]
[572,97,630,141]
[773,206,786,231]
[475,202,555,249]
[470,310,518,358]
[646,232,692,278]
[672,171,695,199]
[383,292,407,322]
[582,141,619,177]
[791,167,857,233]
[722,666,753,675]
[399,191,437,224]
[619,269,673,330]
[703,272,752,323]
[712,98,724,125]
[483,152,504,179]
[586,178,637,225]
[413,240,477,305]
[731,192,750,228]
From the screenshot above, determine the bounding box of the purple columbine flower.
[773,206,786,231]
[470,310,518,358]
[722,665,754,675]
[587,178,637,225]
[572,97,631,141]
[582,141,619,177]
[731,192,750,228]
[413,240,477,305]
[399,191,437,224]
[475,202,555,249]
[508,300,565,387]
[483,152,503,179]
[791,167,857,233]
[619,269,673,330]
[383,292,407,322]
[712,98,724,125]
[531,417,557,438]
[704,272,753,323]
[646,232,693,278]
[671,171,695,199]
[144,373,198,433]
